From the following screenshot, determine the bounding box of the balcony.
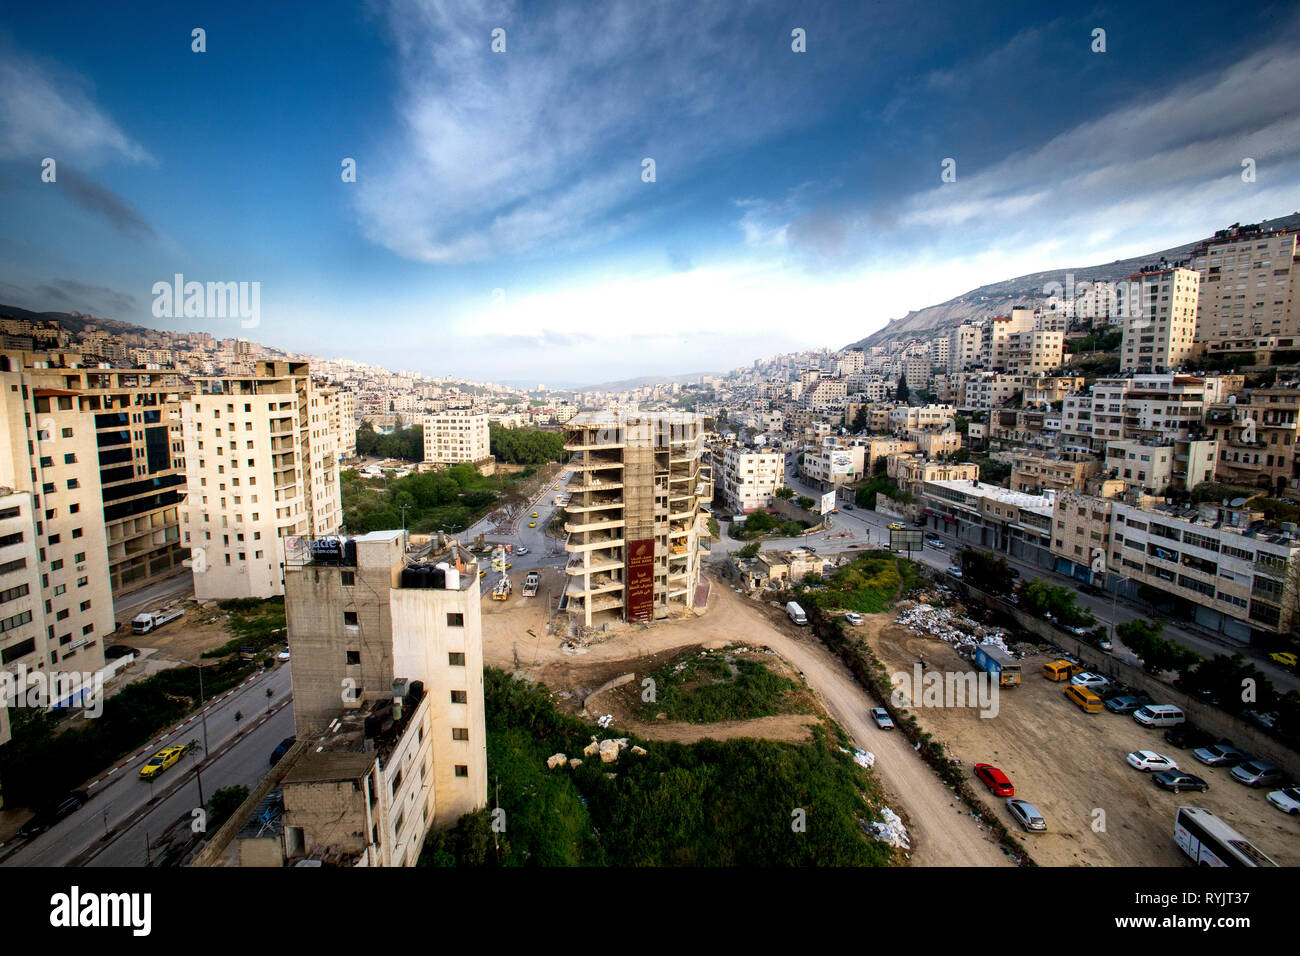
[566,456,624,473]
[564,517,625,534]
[565,556,624,576]
[567,533,625,553]
[569,575,625,598]
[570,477,624,494]
[564,440,625,452]
[564,497,623,514]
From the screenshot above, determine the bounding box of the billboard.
[820,491,837,515]
[889,528,924,553]
[626,538,655,623]
[830,450,854,475]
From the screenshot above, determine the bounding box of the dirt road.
[481,576,1012,867]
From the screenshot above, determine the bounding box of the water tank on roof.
[401,567,420,589]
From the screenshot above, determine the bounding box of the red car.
[974,763,1014,797]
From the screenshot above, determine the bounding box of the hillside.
[846,212,1300,351]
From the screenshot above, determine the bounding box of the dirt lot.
[479,568,1013,867]
[109,602,257,663]
[871,614,1300,867]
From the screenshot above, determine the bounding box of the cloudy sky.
[2,1,1299,385]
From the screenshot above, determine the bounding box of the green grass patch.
[202,597,287,657]
[420,668,897,867]
[637,650,808,723]
[801,552,917,614]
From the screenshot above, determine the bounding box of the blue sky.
[2,1,1299,385]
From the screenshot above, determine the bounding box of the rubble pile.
[867,808,910,849]
[894,602,1012,654]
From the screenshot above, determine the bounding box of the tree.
[849,405,868,433]
[737,541,761,559]
[795,495,816,510]
[774,486,795,500]
[895,375,909,403]
[209,785,250,827]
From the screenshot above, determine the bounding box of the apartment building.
[961,372,1029,411]
[947,322,984,373]
[1120,267,1199,373]
[1103,438,1218,496]
[1049,491,1115,583]
[1109,500,1300,641]
[0,358,114,755]
[715,444,784,513]
[13,353,189,597]
[888,404,955,435]
[916,479,1055,569]
[181,361,341,600]
[1206,387,1300,496]
[562,412,706,627]
[1191,224,1300,354]
[905,427,962,458]
[889,455,979,493]
[803,436,867,489]
[901,358,931,389]
[1009,456,1101,494]
[422,409,490,465]
[283,532,486,823]
[332,387,357,460]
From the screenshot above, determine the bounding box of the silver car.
[1006,798,1047,832]
[869,707,895,730]
[1229,760,1285,788]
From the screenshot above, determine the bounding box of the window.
[448,652,466,666]
[341,571,355,587]
[450,690,468,704]
[452,727,469,741]
[343,610,359,626]
[446,612,464,627]
[454,765,469,778]
[345,650,361,665]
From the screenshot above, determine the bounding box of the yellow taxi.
[1270,651,1298,669]
[888,522,903,531]
[531,512,539,518]
[529,522,537,528]
[139,744,188,780]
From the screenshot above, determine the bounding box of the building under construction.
[562,412,707,627]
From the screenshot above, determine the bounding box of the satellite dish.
[1229,497,1248,508]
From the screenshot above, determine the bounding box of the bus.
[1174,807,1277,867]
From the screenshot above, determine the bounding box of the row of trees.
[488,425,566,465]
[356,421,423,461]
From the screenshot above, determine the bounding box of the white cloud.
[0,51,151,164]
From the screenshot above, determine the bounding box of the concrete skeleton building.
[181,361,341,600]
[422,409,490,465]
[562,412,706,627]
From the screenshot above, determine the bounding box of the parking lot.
[870,619,1300,866]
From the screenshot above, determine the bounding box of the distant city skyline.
[3,1,1300,382]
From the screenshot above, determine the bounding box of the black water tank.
[429,567,446,589]
[343,540,357,566]
[363,715,383,738]
[408,680,424,702]
[400,567,420,589]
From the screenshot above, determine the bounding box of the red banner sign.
[626,538,654,623]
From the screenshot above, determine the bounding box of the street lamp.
[179,659,210,808]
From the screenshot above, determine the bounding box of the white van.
[786,601,807,626]
[1133,704,1185,728]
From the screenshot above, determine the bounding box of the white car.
[1266,787,1300,815]
[516,546,529,555]
[1126,750,1178,773]
[277,649,290,661]
[946,566,963,578]
[844,612,864,626]
[1070,672,1110,690]
[924,537,944,550]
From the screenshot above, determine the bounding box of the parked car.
[1193,744,1252,768]
[925,537,944,550]
[1268,651,1297,669]
[1079,583,1104,597]
[1133,704,1185,728]
[1229,759,1285,789]
[844,612,864,626]
[946,566,963,578]
[1097,638,1114,653]
[1126,750,1178,773]
[18,790,88,838]
[869,707,895,730]
[974,763,1014,797]
[1152,770,1209,794]
[888,522,902,531]
[269,736,297,767]
[1006,798,1047,832]
[1070,672,1111,691]
[1241,709,1277,730]
[1164,724,1213,750]
[1266,787,1300,814]
[516,546,530,555]
[1104,695,1149,714]
[277,648,291,662]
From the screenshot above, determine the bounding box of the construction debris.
[894,602,1013,655]
[868,808,910,849]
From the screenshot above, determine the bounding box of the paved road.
[472,470,573,597]
[1,664,293,867]
[110,573,195,630]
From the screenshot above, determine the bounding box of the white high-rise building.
[181,361,341,600]
[422,409,490,465]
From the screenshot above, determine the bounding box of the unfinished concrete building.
[562,412,706,627]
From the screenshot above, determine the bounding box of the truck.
[131,607,184,634]
[785,601,807,626]
[522,571,539,597]
[492,577,512,601]
[975,643,1021,686]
